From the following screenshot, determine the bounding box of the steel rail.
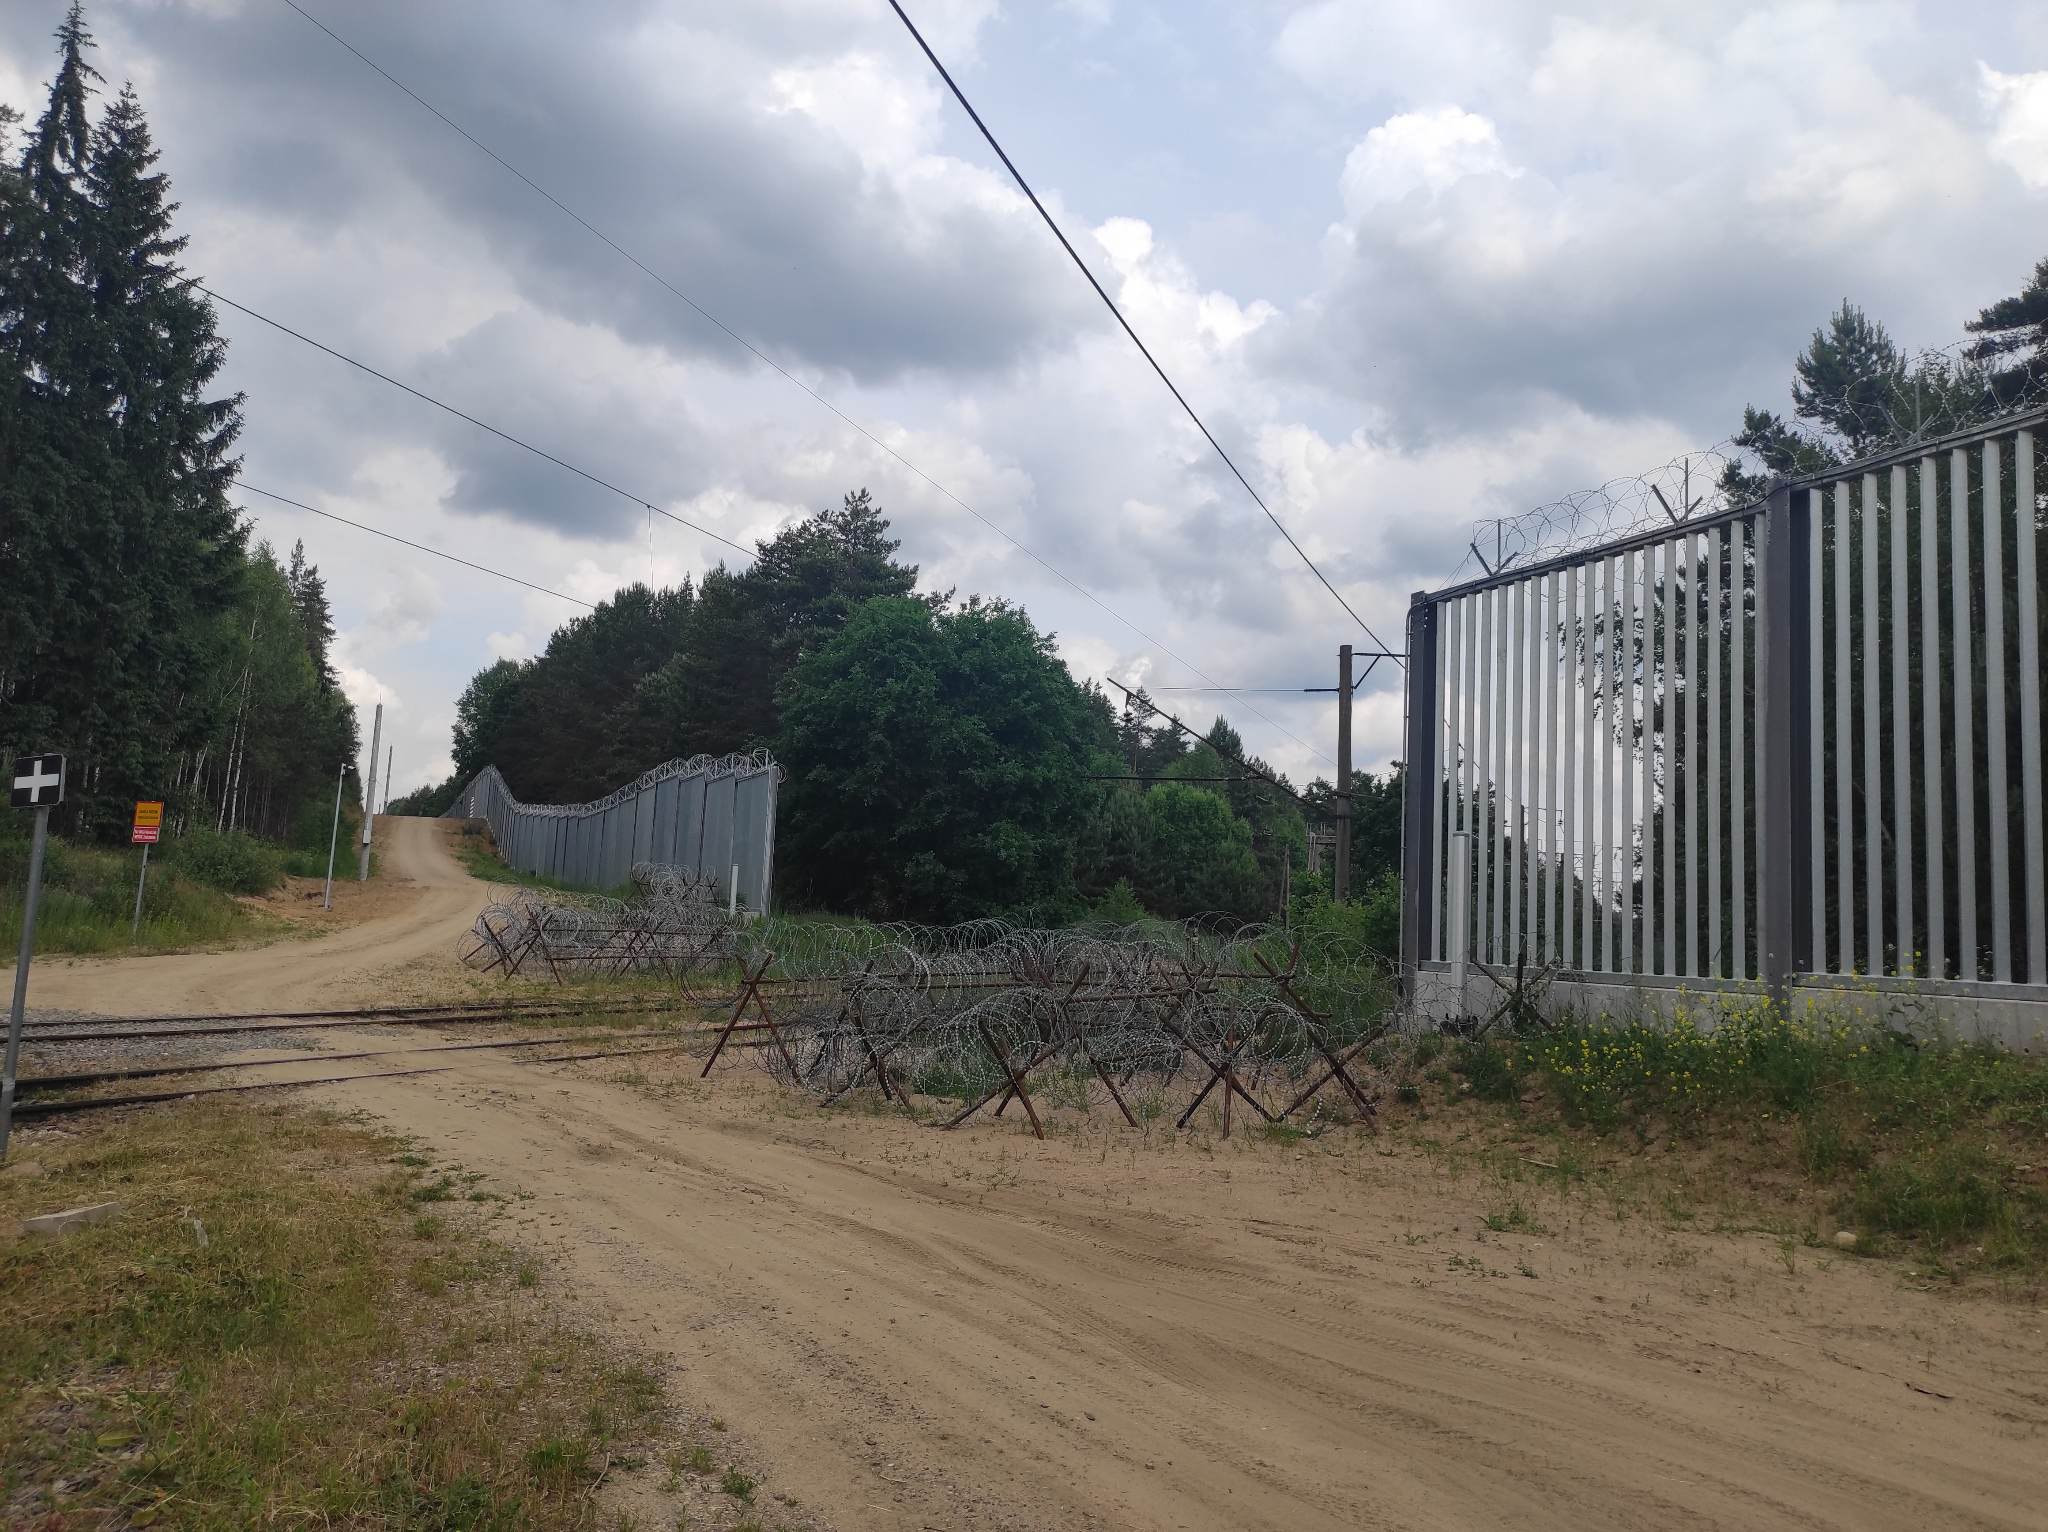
[16,996,676,1029]
[12,1040,709,1120]
[16,1028,693,1094]
[22,1005,691,1045]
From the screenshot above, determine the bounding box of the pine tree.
[1964,255,2048,393]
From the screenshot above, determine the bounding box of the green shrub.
[1089,878,1147,925]
[167,828,283,895]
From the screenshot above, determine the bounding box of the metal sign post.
[130,800,162,938]
[4,752,66,1161]
[322,762,345,910]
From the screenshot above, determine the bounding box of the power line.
[238,483,594,608]
[199,286,755,561]
[883,0,1403,670]
[272,0,1335,771]
[1106,677,1323,815]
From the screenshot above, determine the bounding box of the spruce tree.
[0,7,247,832]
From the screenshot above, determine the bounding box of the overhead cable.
[201,286,754,560]
[238,483,595,607]
[883,0,1403,669]
[272,0,1334,769]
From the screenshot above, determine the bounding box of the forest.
[392,488,1403,932]
[0,9,360,852]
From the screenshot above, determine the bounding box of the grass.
[1436,997,2048,1276]
[0,827,277,956]
[0,1103,672,1528]
[449,822,628,898]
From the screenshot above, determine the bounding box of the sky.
[2,0,2045,801]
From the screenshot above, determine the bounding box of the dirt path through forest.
[0,816,487,1015]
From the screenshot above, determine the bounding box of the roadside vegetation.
[1417,999,2048,1281]
[0,821,280,955]
[0,1102,723,1529]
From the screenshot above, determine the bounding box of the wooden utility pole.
[1335,643,1353,903]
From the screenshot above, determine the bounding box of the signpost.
[130,800,163,937]
[4,752,65,1160]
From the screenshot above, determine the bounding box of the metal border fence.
[443,752,782,911]
[1399,409,2048,1042]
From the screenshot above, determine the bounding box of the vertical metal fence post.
[1400,595,1440,989]
[1757,483,1810,1010]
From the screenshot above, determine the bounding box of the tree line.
[397,487,1402,929]
[1,5,359,843]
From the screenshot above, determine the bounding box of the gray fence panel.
[651,778,678,870]
[677,776,706,867]
[442,753,782,911]
[734,768,778,912]
[702,775,736,897]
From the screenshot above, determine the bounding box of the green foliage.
[776,596,1105,921]
[1965,254,2048,383]
[164,826,282,895]
[1136,782,1258,919]
[1089,877,1147,924]
[0,16,356,843]
[0,819,259,954]
[1447,1003,2048,1265]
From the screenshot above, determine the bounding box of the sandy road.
[0,816,486,1015]
[21,819,2048,1528]
[323,1051,2048,1532]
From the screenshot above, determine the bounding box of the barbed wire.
[1444,340,2048,585]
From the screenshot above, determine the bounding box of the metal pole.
[358,702,383,882]
[1757,483,1807,1010]
[2,805,51,1160]
[1335,643,1353,903]
[1399,595,1440,987]
[130,841,150,938]
[382,744,393,815]
[322,761,345,910]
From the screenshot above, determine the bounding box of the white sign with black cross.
[5,750,65,1159]
[10,753,65,809]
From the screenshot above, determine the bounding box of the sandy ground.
[17,819,2048,1528]
[0,816,490,1015]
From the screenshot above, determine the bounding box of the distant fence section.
[443,752,782,911]
[1399,409,2047,1045]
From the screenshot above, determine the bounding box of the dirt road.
[24,821,2048,1528]
[323,1050,2047,1532]
[0,816,485,1015]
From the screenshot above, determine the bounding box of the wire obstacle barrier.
[680,919,1397,1137]
[460,863,740,982]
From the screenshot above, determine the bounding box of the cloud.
[1981,64,2048,190]
[4,0,2038,794]
[1338,107,1519,216]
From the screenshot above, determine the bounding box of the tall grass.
[0,826,265,956]
[1445,999,2048,1270]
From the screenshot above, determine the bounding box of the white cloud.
[1981,63,2048,190]
[1338,107,1518,217]
[485,631,531,661]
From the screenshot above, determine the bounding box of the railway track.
[17,994,688,1043]
[10,1004,780,1121]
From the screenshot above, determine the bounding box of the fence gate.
[1400,410,2047,1044]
